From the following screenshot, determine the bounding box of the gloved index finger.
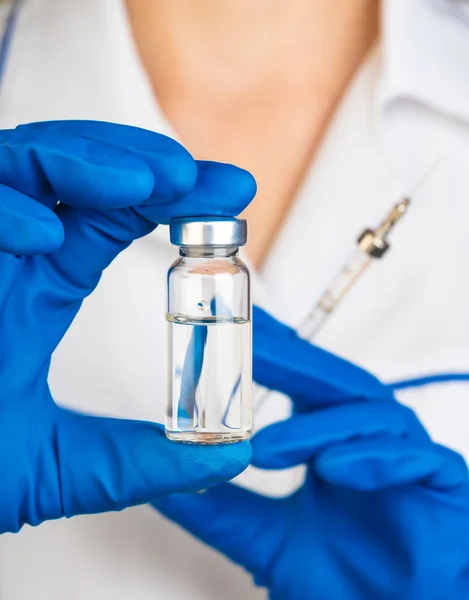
[28,122,256,218]
[253,307,392,410]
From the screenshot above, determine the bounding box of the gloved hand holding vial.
[166,217,252,444]
[0,121,254,534]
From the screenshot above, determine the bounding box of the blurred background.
[0,1,469,599]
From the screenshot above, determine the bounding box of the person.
[1,0,469,598]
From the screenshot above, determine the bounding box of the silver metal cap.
[169,217,247,247]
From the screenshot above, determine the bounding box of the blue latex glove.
[0,120,254,534]
[155,307,469,600]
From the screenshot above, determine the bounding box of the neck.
[125,0,379,268]
[125,0,379,98]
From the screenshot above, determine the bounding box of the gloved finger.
[26,120,197,204]
[153,483,285,583]
[0,184,64,319]
[0,254,23,319]
[135,160,257,224]
[0,125,158,210]
[253,307,392,411]
[26,123,256,216]
[0,184,64,255]
[315,438,468,491]
[56,410,251,516]
[252,402,428,470]
[46,161,254,297]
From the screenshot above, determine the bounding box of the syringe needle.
[409,157,444,198]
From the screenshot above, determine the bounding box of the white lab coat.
[0,0,469,598]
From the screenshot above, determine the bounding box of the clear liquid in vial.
[166,314,252,444]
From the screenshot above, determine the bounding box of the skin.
[125,0,379,268]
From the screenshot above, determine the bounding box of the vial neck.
[180,246,239,258]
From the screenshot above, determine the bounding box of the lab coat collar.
[381,0,469,123]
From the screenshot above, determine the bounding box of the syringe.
[253,197,410,413]
[297,198,410,340]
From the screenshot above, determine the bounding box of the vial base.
[166,430,251,445]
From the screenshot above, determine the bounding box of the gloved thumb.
[55,409,251,516]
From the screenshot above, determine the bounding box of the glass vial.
[166,217,252,444]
